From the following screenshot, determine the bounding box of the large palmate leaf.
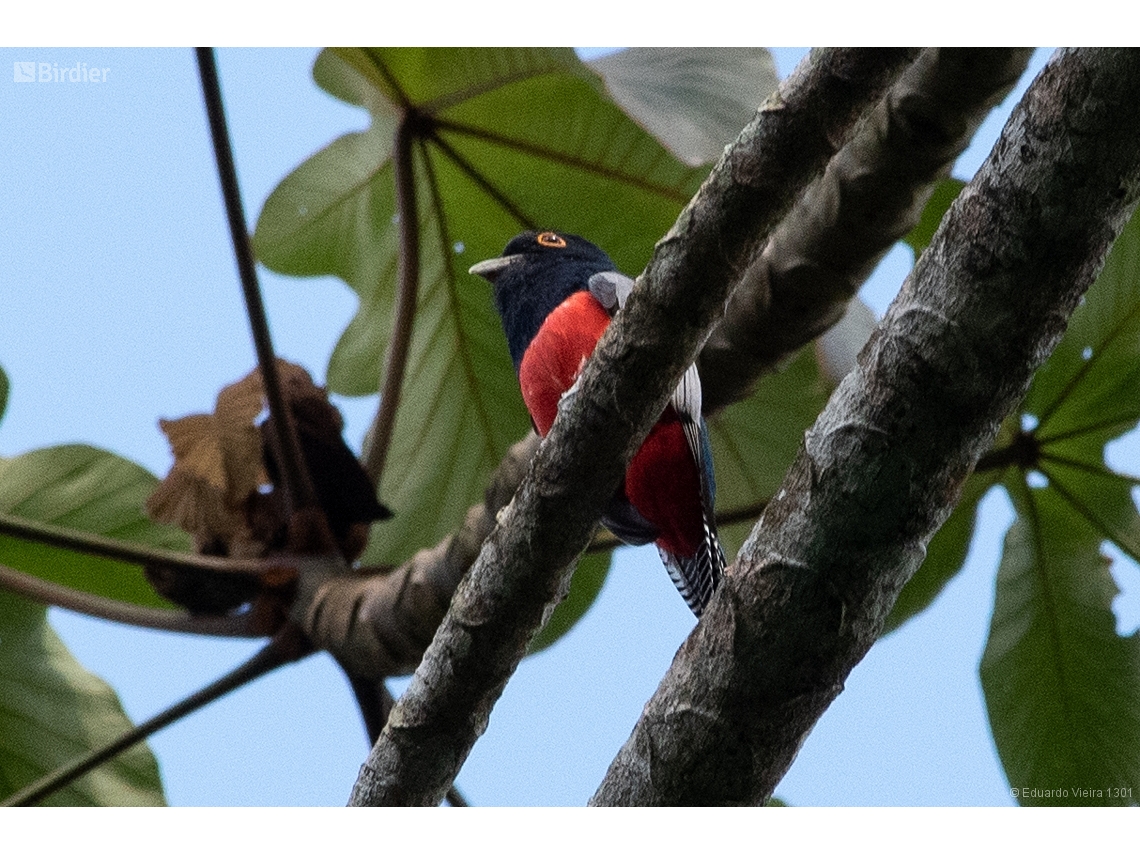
[977,207,1140,802]
[981,479,1140,805]
[253,47,775,586]
[589,47,778,167]
[0,444,187,607]
[0,590,165,805]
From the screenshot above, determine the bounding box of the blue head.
[469,230,616,368]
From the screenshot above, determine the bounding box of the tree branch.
[299,433,539,680]
[308,49,1028,687]
[362,115,421,485]
[304,49,1030,688]
[700,47,1034,411]
[0,562,263,636]
[342,674,468,805]
[303,428,769,677]
[1,623,310,806]
[0,511,271,577]
[196,47,319,518]
[591,47,1140,806]
[347,48,921,807]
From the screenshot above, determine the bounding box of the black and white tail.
[669,363,726,616]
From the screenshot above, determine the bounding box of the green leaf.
[903,177,965,257]
[588,48,777,167]
[529,551,610,654]
[0,445,188,607]
[0,589,165,805]
[981,477,1140,805]
[253,48,715,570]
[883,467,999,634]
[1038,430,1140,564]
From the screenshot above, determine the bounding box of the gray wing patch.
[672,363,704,466]
[588,270,636,313]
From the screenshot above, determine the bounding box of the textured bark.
[348,48,920,807]
[297,433,539,679]
[591,48,1140,806]
[700,48,1033,412]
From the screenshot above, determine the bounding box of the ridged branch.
[592,47,1140,806]
[298,433,539,679]
[700,47,1034,411]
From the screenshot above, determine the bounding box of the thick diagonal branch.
[700,47,1034,411]
[300,434,538,679]
[592,47,1140,806]
[347,48,921,807]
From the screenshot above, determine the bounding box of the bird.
[469,229,725,616]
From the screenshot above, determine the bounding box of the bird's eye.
[536,231,567,248]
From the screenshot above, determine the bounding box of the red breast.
[519,290,612,436]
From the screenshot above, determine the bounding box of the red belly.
[519,290,611,437]
[625,415,704,559]
[519,290,703,559]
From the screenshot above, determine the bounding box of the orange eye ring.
[536,231,567,248]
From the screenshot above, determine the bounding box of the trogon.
[470,229,725,616]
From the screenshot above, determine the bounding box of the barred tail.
[661,516,725,617]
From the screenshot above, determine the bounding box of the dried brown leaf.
[214,367,269,503]
[146,360,390,610]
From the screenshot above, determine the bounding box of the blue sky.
[1,46,1112,807]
